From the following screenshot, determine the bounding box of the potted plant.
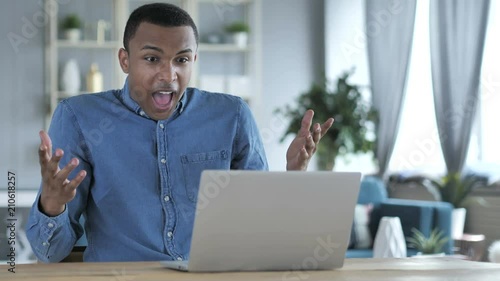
[274,69,378,170]
[60,14,82,42]
[225,21,250,48]
[401,172,486,208]
[407,227,449,256]
[401,172,487,239]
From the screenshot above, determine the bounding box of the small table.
[454,233,486,261]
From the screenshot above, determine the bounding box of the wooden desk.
[2,257,500,281]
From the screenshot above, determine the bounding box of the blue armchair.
[346,176,453,258]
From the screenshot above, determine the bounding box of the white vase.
[452,208,467,240]
[65,29,81,43]
[373,217,407,258]
[232,32,248,48]
[61,59,81,96]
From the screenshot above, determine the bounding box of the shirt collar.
[120,77,187,119]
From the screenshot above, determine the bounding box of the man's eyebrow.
[176,48,193,55]
[140,46,193,55]
[141,45,164,53]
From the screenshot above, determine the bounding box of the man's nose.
[156,63,177,83]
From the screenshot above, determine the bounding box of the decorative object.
[96,20,111,43]
[455,233,486,261]
[61,59,81,96]
[373,217,407,258]
[225,21,250,48]
[274,69,378,170]
[451,207,467,240]
[86,63,103,93]
[406,227,449,255]
[60,14,82,43]
[488,240,500,263]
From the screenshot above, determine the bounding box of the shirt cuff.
[32,195,70,254]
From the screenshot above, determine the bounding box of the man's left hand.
[286,109,334,171]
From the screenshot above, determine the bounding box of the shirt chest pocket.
[181,150,230,203]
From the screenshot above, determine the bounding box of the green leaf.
[273,69,378,170]
[406,227,449,254]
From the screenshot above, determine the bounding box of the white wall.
[325,0,369,83]
[324,0,377,173]
[260,0,325,170]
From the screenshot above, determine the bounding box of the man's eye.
[177,57,189,63]
[145,56,159,63]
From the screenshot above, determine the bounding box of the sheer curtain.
[477,0,500,166]
[365,0,417,176]
[430,0,490,173]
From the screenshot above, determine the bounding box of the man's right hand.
[38,130,87,217]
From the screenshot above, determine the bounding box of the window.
[328,0,499,176]
[388,0,500,176]
[473,0,500,168]
[388,0,446,175]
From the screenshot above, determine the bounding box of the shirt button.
[159,123,164,129]
[47,223,54,228]
[42,242,48,246]
[139,110,145,116]
[177,257,183,261]
[164,196,170,202]
[167,231,173,238]
[161,158,166,164]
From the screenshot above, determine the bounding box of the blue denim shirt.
[27,80,268,262]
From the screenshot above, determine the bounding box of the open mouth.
[152,90,174,110]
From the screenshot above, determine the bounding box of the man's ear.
[193,52,197,62]
[118,48,129,74]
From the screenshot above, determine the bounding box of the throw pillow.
[348,204,374,249]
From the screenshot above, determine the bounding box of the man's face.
[119,22,197,120]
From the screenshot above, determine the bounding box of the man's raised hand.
[286,110,334,171]
[38,130,86,216]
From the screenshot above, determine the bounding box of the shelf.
[45,0,261,129]
[198,43,251,52]
[57,40,122,49]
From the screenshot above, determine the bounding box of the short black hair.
[123,2,199,51]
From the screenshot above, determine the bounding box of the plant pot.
[413,252,446,258]
[64,29,81,43]
[231,32,248,48]
[452,207,467,240]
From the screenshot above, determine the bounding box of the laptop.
[161,170,361,272]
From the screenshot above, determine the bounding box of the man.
[27,3,333,262]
